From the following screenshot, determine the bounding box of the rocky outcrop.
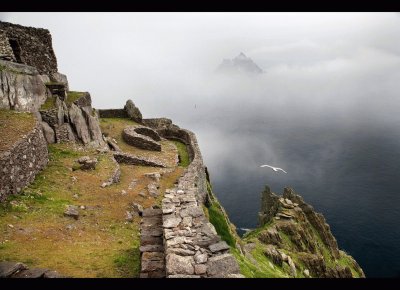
[122,126,161,151]
[0,120,48,201]
[250,185,365,278]
[39,93,106,148]
[282,187,340,259]
[216,52,263,75]
[0,60,49,112]
[1,57,106,149]
[258,185,280,227]
[124,99,142,123]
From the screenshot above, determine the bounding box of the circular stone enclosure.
[134,127,161,142]
[122,126,161,151]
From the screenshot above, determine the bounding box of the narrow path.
[139,207,166,278]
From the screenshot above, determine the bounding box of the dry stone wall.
[122,126,161,152]
[0,21,58,74]
[0,120,48,201]
[139,119,242,278]
[98,109,128,118]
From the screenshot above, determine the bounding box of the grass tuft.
[172,140,190,167]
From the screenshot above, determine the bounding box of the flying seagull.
[260,164,287,174]
[239,227,253,233]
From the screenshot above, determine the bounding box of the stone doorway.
[8,39,22,63]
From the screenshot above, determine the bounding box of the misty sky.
[1,13,400,122]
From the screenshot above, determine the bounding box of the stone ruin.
[122,126,162,151]
[0,21,107,202]
[0,21,58,74]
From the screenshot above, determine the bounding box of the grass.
[207,201,236,247]
[0,143,143,277]
[66,91,86,106]
[40,91,86,111]
[171,140,190,167]
[0,110,35,153]
[204,180,236,247]
[40,96,57,110]
[231,243,287,278]
[113,248,140,277]
[0,114,187,277]
[337,250,363,278]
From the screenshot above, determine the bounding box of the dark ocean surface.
[185,113,400,278]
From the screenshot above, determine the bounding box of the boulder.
[81,106,105,147]
[68,103,91,144]
[64,205,79,219]
[77,156,97,170]
[0,261,28,278]
[124,99,142,123]
[41,121,55,144]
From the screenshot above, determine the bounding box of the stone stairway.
[139,207,166,278]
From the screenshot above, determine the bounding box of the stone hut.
[0,21,58,74]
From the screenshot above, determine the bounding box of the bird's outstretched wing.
[260,164,273,169]
[261,164,287,173]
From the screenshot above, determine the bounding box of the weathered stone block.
[166,254,195,275]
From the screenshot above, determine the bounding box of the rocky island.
[0,21,364,278]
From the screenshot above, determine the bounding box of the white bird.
[260,164,287,173]
[239,227,253,233]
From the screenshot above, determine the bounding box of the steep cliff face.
[239,186,365,278]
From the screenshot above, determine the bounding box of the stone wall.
[160,128,241,277]
[0,120,48,201]
[122,126,161,152]
[0,21,58,74]
[98,109,128,119]
[139,118,241,278]
[0,32,15,61]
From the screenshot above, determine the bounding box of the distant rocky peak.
[235,52,247,59]
[216,52,263,75]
